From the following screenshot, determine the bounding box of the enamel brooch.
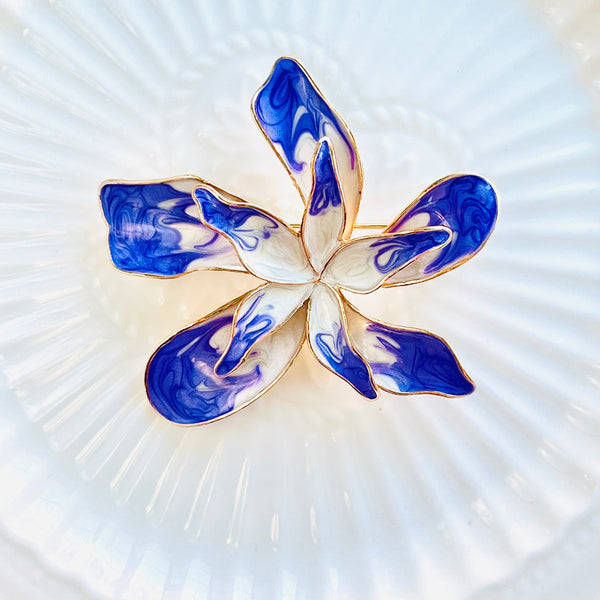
[99,57,498,425]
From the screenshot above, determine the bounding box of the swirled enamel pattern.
[99,57,497,425]
[301,139,346,271]
[100,177,244,277]
[253,57,362,238]
[146,297,306,425]
[383,174,497,285]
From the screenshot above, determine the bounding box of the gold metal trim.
[97,174,251,280]
[292,223,386,230]
[213,280,314,378]
[321,226,453,294]
[299,137,347,271]
[250,56,364,240]
[305,281,379,401]
[340,294,475,398]
[381,172,499,288]
[144,292,308,427]
[192,181,319,286]
[100,55,497,422]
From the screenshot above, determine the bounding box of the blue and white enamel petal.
[322,228,451,293]
[215,282,313,376]
[301,139,346,272]
[100,178,243,277]
[253,57,361,237]
[194,185,316,284]
[384,174,497,286]
[146,297,306,425]
[308,283,377,399]
[344,302,474,396]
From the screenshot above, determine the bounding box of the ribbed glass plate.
[1,0,599,598]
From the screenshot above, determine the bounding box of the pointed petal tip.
[312,138,335,186]
[345,363,379,399]
[344,303,477,399]
[450,374,475,397]
[308,284,379,400]
[193,185,217,215]
[363,384,379,400]
[323,227,452,293]
[315,136,332,156]
[433,228,451,246]
[214,357,235,378]
[194,186,316,283]
[252,55,360,215]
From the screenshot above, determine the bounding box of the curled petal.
[322,228,451,293]
[308,283,377,399]
[253,57,361,238]
[301,139,346,272]
[215,281,313,376]
[146,296,306,425]
[384,174,497,285]
[344,300,474,396]
[99,177,244,277]
[194,184,316,284]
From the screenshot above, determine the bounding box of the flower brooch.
[100,57,497,426]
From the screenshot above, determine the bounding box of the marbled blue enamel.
[194,188,278,251]
[389,175,497,276]
[146,314,262,425]
[100,182,225,276]
[309,140,342,216]
[366,323,474,396]
[314,323,377,399]
[254,58,356,173]
[370,230,450,274]
[216,293,276,376]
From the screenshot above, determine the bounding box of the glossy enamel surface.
[3,1,600,600]
[146,299,306,425]
[216,282,313,376]
[194,185,316,284]
[100,178,243,276]
[253,57,361,237]
[384,174,497,285]
[308,284,377,399]
[345,301,474,396]
[301,139,346,272]
[322,228,451,293]
[100,58,498,417]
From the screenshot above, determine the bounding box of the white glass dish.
[1,0,599,598]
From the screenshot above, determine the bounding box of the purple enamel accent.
[366,322,473,396]
[370,230,450,274]
[100,182,231,276]
[388,175,497,276]
[215,292,276,376]
[253,57,356,173]
[194,187,279,251]
[146,315,262,425]
[314,323,377,399]
[309,139,342,216]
